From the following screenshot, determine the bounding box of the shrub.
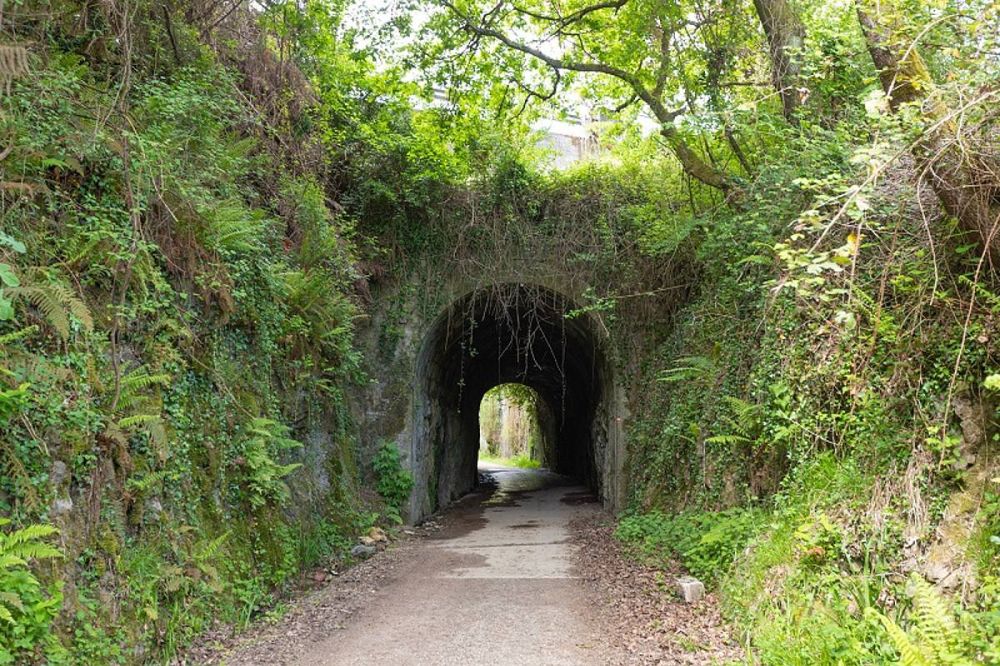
[372,442,414,524]
[0,520,65,664]
[615,508,760,584]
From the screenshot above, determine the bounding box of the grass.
[478,453,542,469]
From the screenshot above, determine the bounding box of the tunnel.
[408,283,623,520]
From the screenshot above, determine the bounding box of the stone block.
[675,576,705,603]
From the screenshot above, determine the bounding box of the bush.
[372,442,414,524]
[615,508,760,584]
[0,520,65,665]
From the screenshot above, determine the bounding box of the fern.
[236,418,303,509]
[706,396,763,447]
[0,324,38,347]
[103,365,171,458]
[197,199,268,254]
[116,413,161,429]
[657,355,714,383]
[7,276,93,340]
[870,609,934,666]
[191,531,230,589]
[118,368,171,404]
[870,574,976,666]
[0,518,61,625]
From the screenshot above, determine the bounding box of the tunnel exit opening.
[477,383,554,469]
[408,283,624,521]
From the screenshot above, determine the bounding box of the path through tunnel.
[410,283,622,520]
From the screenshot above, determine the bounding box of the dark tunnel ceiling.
[425,284,606,479]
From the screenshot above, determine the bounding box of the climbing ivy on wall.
[0,0,483,660]
[1,0,999,662]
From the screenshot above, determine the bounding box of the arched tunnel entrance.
[409,283,624,520]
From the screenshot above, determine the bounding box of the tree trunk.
[753,0,806,123]
[856,0,1000,266]
[660,125,737,193]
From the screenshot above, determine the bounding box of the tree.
[855,0,999,265]
[753,0,806,123]
[430,0,743,194]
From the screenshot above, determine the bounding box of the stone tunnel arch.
[408,283,625,521]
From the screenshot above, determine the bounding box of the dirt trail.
[207,465,739,665]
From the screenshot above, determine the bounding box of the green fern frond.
[197,199,267,254]
[120,369,171,393]
[115,367,171,412]
[907,575,970,664]
[0,520,61,630]
[870,576,976,666]
[8,286,68,338]
[0,523,61,563]
[705,434,751,446]
[0,554,28,570]
[193,531,230,564]
[872,609,934,666]
[117,413,162,429]
[7,281,93,339]
[0,604,15,624]
[657,355,714,383]
[3,523,58,546]
[1,541,61,561]
[0,325,38,346]
[721,396,761,423]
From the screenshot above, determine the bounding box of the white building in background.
[533,116,599,170]
[429,86,601,169]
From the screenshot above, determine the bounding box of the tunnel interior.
[410,283,617,519]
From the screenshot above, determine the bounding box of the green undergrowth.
[616,507,761,585]
[618,98,1000,661]
[0,0,460,660]
[373,442,415,525]
[478,454,542,470]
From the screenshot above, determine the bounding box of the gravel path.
[194,465,741,665]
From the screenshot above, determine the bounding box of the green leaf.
[0,232,25,254]
[985,374,1000,392]
[0,264,19,288]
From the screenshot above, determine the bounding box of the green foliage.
[0,519,65,664]
[0,0,379,657]
[1,0,997,661]
[986,374,1000,392]
[616,508,760,585]
[657,355,715,384]
[0,384,30,425]
[478,453,542,469]
[705,397,763,447]
[6,270,94,340]
[234,419,304,510]
[869,575,978,666]
[372,442,414,524]
[478,384,545,464]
